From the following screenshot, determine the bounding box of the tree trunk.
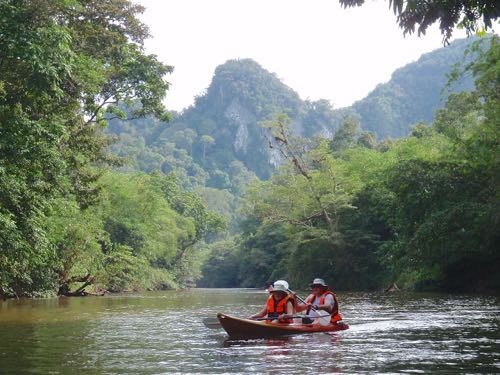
[58,274,106,296]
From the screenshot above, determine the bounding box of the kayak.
[217,313,349,339]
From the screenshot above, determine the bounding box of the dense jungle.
[0,0,498,299]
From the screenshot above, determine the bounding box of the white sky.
[135,0,467,112]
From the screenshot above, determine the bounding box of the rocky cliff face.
[225,99,253,154]
[168,58,304,179]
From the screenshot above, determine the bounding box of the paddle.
[274,280,331,326]
[202,316,278,329]
[203,316,280,329]
[203,317,223,329]
[202,314,330,329]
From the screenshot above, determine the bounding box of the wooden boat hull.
[217,313,349,339]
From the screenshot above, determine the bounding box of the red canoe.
[217,313,349,339]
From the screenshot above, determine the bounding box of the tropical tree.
[200,135,215,160]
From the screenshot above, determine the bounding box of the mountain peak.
[196,58,303,120]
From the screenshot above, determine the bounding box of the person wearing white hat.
[250,281,295,323]
[295,278,342,323]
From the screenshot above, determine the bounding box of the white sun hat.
[309,278,328,287]
[270,283,288,293]
[273,280,289,289]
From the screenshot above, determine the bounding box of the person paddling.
[250,282,295,323]
[295,278,342,324]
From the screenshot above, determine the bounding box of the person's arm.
[249,306,267,319]
[295,301,308,312]
[313,294,334,313]
[294,293,314,312]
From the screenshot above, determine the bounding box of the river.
[0,289,499,374]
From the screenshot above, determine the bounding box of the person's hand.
[278,314,290,322]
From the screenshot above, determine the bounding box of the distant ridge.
[347,36,476,139]
[107,37,479,187]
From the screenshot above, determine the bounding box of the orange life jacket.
[266,294,293,323]
[306,290,342,323]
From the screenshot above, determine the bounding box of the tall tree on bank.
[0,0,171,297]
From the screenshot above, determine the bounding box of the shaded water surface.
[0,289,499,373]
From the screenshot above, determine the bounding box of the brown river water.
[0,289,499,374]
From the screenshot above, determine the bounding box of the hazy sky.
[135,0,467,111]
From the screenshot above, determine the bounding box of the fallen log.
[58,274,106,296]
[384,282,400,292]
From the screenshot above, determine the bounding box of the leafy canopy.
[339,0,499,43]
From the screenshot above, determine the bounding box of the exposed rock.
[224,99,256,154]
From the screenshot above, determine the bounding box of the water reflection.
[220,332,344,373]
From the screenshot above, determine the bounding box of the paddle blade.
[202,317,222,329]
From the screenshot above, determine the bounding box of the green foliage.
[99,173,189,263]
[100,245,152,292]
[384,159,498,290]
[198,239,241,288]
[45,198,103,291]
[330,117,375,153]
[96,172,225,290]
[202,116,385,289]
[338,0,498,43]
[150,172,227,242]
